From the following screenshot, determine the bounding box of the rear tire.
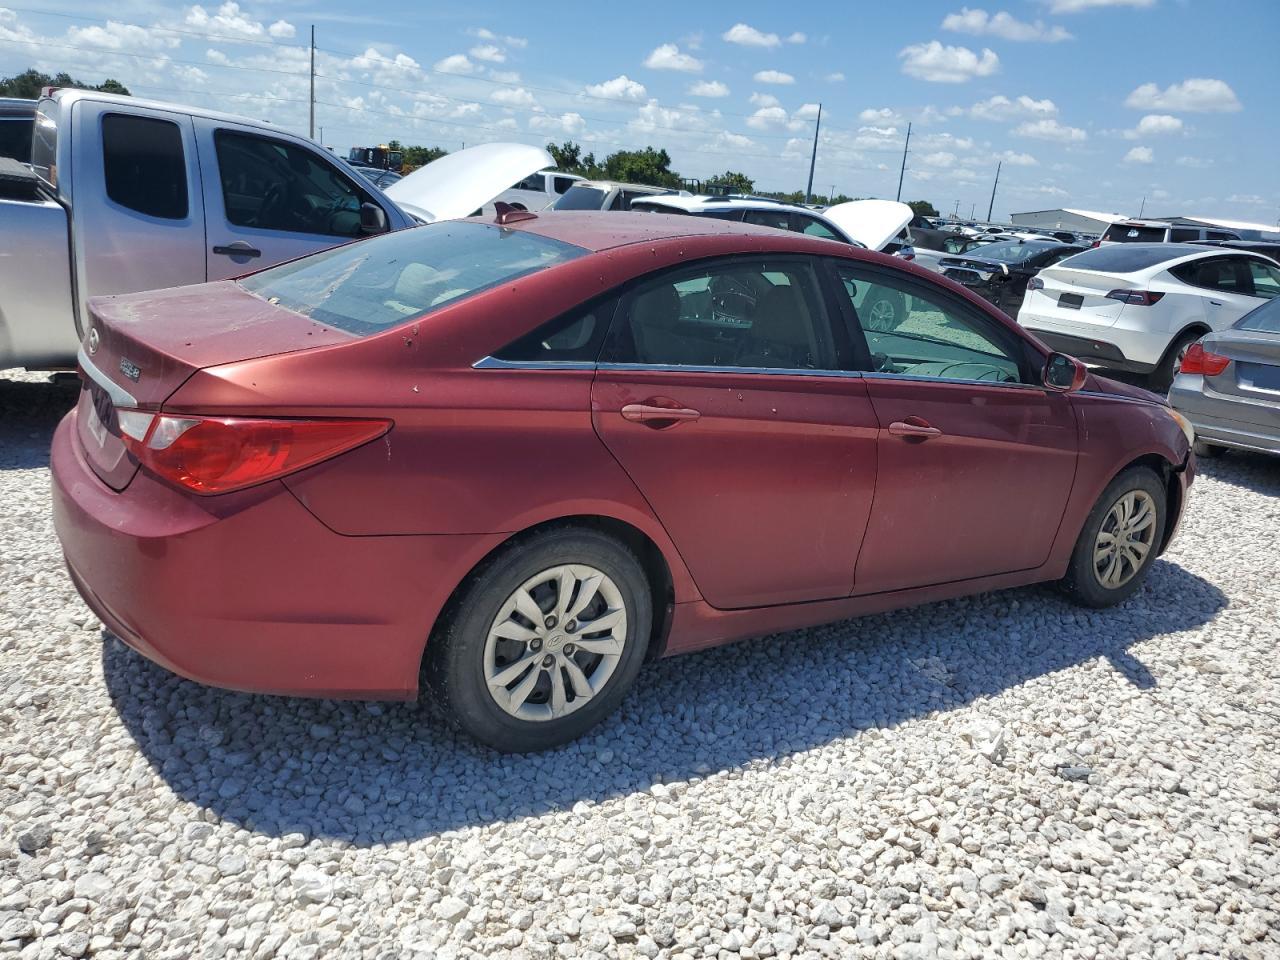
[1193,439,1225,459]
[426,528,651,752]
[1150,330,1202,393]
[1059,467,1167,609]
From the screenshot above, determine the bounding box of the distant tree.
[601,146,680,188]
[401,145,449,167]
[907,199,940,218]
[0,68,130,98]
[707,170,754,194]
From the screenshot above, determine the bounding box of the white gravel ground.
[2,368,1278,960]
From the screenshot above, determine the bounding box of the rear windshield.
[968,240,1058,263]
[1056,244,1187,274]
[0,111,32,163]
[1236,298,1280,333]
[1102,223,1166,243]
[553,186,608,211]
[239,221,586,336]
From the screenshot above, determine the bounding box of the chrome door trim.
[472,357,597,371]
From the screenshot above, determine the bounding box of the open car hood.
[383,142,554,223]
[823,199,914,252]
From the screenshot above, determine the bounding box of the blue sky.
[3,0,1275,224]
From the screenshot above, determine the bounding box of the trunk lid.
[76,281,353,490]
[822,199,913,252]
[1201,328,1280,410]
[383,142,554,223]
[1033,265,1134,325]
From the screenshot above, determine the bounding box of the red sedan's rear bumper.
[50,410,504,699]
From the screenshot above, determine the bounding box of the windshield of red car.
[239,221,586,336]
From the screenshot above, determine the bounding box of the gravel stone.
[2,370,1279,959]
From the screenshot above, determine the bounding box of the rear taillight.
[1178,342,1230,377]
[1091,240,1101,248]
[1027,277,1044,291]
[119,413,391,495]
[1105,289,1165,306]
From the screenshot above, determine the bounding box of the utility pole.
[953,199,961,217]
[805,103,822,205]
[309,25,316,140]
[986,160,1002,221]
[895,122,912,202]
[828,185,835,203]
[1138,194,1147,218]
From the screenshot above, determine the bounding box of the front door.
[831,263,1079,594]
[196,121,387,280]
[591,256,879,609]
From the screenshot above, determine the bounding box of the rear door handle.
[888,418,942,439]
[212,242,262,258]
[1209,300,1224,306]
[621,402,701,427]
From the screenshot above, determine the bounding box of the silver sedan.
[1169,296,1280,458]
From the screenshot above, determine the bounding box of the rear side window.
[239,221,586,337]
[0,111,33,163]
[795,215,842,241]
[495,300,615,363]
[1102,223,1166,243]
[1169,227,1198,243]
[742,209,792,232]
[553,185,608,210]
[1172,257,1252,295]
[1247,260,1280,300]
[102,114,187,219]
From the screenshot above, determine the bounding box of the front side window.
[742,209,791,232]
[102,114,188,219]
[835,266,1024,384]
[606,259,832,370]
[215,130,374,237]
[239,221,585,337]
[1247,260,1280,300]
[795,215,842,241]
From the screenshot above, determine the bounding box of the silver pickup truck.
[2,89,551,370]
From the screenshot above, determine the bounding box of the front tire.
[1193,439,1225,459]
[427,528,651,752]
[1059,467,1167,608]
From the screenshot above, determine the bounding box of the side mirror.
[359,202,390,235]
[1043,352,1087,392]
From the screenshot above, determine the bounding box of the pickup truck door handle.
[1209,299,1224,306]
[212,242,262,258]
[888,418,943,439]
[621,401,701,428]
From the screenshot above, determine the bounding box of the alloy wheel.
[1093,490,1157,589]
[866,297,898,332]
[483,564,627,722]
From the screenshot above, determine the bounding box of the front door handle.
[212,242,262,258]
[888,418,942,439]
[621,401,701,427]
[1209,299,1224,306]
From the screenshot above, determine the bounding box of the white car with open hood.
[0,88,551,371]
[1016,242,1280,389]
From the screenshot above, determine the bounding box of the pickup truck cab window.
[214,130,373,238]
[102,114,188,220]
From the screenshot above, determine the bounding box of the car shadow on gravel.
[1195,449,1280,497]
[0,373,79,470]
[100,556,1227,845]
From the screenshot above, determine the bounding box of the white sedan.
[1016,243,1280,389]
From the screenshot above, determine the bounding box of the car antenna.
[494,202,538,226]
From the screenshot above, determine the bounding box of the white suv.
[1099,219,1240,245]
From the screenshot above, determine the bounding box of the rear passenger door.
[72,102,206,321]
[831,262,1079,594]
[591,255,879,608]
[1174,256,1266,331]
[196,120,388,280]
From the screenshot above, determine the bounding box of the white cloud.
[469,27,527,48]
[825,72,845,82]
[267,19,295,39]
[722,23,780,47]
[489,70,520,84]
[899,41,999,83]
[491,87,536,107]
[688,80,730,97]
[969,94,1057,120]
[1176,155,1212,169]
[1122,113,1183,139]
[644,43,704,72]
[995,150,1038,166]
[630,100,697,134]
[754,69,795,85]
[1125,78,1241,113]
[185,3,268,39]
[749,92,780,107]
[528,112,585,135]
[860,106,903,124]
[1226,193,1267,205]
[746,106,788,130]
[434,54,475,75]
[585,75,646,100]
[793,103,821,120]
[469,44,505,63]
[206,48,230,65]
[941,8,1072,42]
[714,131,755,149]
[787,32,806,44]
[1050,0,1154,11]
[1015,118,1087,142]
[68,21,178,51]
[922,151,957,168]
[1123,146,1154,164]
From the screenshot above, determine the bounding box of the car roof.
[1056,241,1266,274]
[47,88,284,137]
[569,180,673,193]
[633,194,804,213]
[482,209,828,253]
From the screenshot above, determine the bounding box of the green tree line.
[0,68,130,98]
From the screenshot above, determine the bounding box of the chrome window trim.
[861,371,1043,391]
[77,346,138,407]
[473,356,596,371]
[597,362,863,379]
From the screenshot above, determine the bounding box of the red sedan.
[52,211,1196,751]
